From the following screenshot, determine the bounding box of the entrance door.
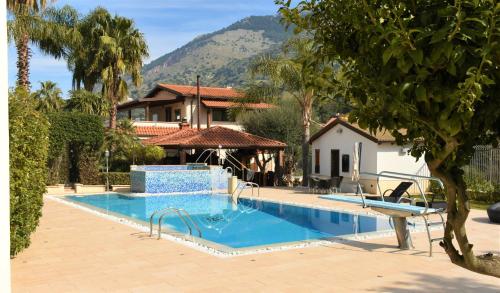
[331,149,340,177]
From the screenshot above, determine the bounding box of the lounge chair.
[366,181,413,203]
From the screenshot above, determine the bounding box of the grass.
[470,201,492,210]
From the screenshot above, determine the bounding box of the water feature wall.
[130,164,228,193]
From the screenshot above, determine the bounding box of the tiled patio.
[11,188,500,292]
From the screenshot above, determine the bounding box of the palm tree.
[7,0,47,11]
[76,8,148,128]
[7,0,49,89]
[65,89,109,116]
[66,8,106,91]
[32,81,64,112]
[248,38,332,186]
[7,1,78,89]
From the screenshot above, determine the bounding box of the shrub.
[78,149,102,185]
[101,172,130,186]
[139,145,165,165]
[47,112,104,184]
[9,88,49,256]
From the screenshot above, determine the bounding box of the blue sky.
[7,0,282,96]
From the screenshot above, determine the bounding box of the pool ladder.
[232,180,260,202]
[149,208,202,239]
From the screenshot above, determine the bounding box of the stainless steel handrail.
[360,172,429,212]
[151,207,203,239]
[177,208,202,237]
[195,149,214,163]
[157,209,192,239]
[225,166,233,176]
[196,148,253,176]
[379,171,445,189]
[234,182,260,201]
[149,207,180,236]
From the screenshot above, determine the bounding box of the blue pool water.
[66,194,393,249]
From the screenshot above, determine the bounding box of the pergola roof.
[143,126,286,149]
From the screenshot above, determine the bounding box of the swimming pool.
[65,193,394,252]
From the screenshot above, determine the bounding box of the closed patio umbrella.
[352,142,362,182]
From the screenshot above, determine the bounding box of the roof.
[155,83,243,99]
[309,117,398,144]
[143,126,286,149]
[201,100,275,109]
[134,126,181,137]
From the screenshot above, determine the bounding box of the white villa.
[309,117,430,194]
[117,83,273,132]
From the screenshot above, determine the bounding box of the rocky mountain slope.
[132,15,292,97]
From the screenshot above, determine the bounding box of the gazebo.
[143,125,287,185]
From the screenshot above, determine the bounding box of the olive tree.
[277,0,500,276]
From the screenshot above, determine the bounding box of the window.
[212,108,231,121]
[165,107,172,122]
[175,109,182,121]
[314,149,320,173]
[131,108,145,121]
[342,154,350,172]
[152,113,158,122]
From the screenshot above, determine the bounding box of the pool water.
[66,194,393,249]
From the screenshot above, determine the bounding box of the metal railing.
[464,145,500,186]
[359,171,444,212]
[355,170,447,257]
[195,148,254,181]
[149,207,202,239]
[195,149,217,163]
[233,181,260,202]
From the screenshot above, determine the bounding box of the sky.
[7,0,282,96]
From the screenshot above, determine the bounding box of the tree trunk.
[429,164,500,277]
[254,151,273,186]
[109,101,117,129]
[301,98,312,187]
[16,32,30,89]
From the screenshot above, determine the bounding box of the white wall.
[376,144,427,175]
[311,123,431,194]
[311,124,378,180]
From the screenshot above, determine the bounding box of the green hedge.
[46,112,104,185]
[73,172,130,186]
[9,88,49,256]
[102,172,130,186]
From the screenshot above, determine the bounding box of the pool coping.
[46,193,442,258]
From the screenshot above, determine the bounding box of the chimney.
[179,117,190,129]
[196,75,201,130]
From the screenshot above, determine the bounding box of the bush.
[78,150,102,185]
[102,172,130,186]
[9,88,49,256]
[47,112,104,184]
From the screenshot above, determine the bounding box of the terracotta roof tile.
[201,100,274,109]
[143,126,286,149]
[144,128,198,145]
[158,84,243,98]
[135,126,181,137]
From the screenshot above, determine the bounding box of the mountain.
[132,15,293,97]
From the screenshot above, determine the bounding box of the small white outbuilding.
[309,117,429,194]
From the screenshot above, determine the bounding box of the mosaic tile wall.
[130,165,228,193]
